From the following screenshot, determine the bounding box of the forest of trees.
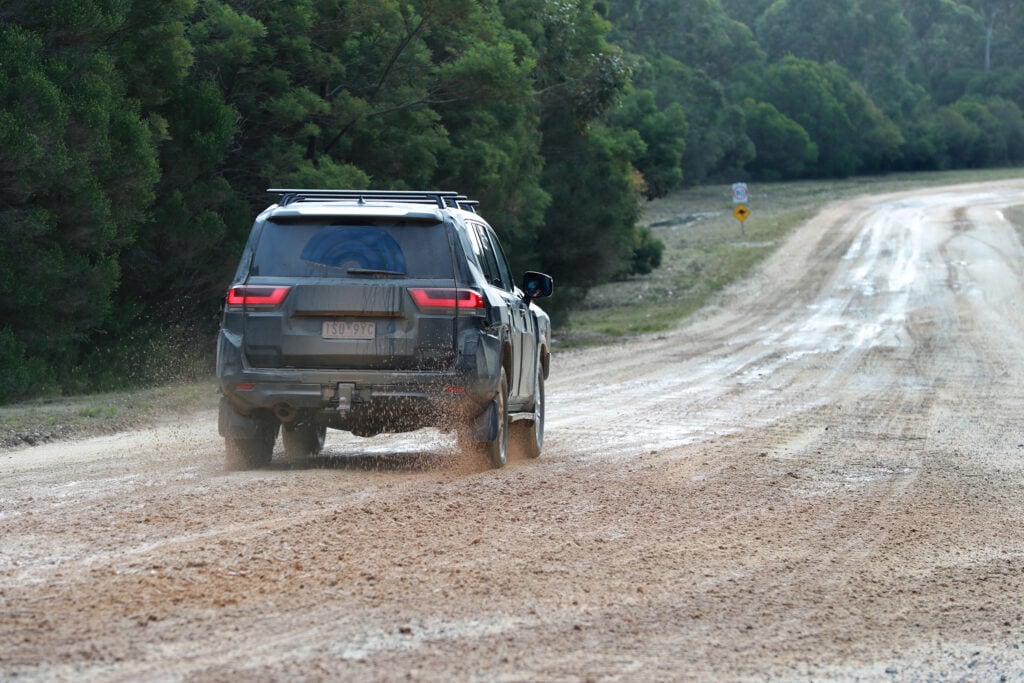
[2,0,1022,401]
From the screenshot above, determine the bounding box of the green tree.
[539,119,646,287]
[655,57,753,183]
[0,3,172,398]
[117,77,241,329]
[501,0,630,127]
[967,67,1024,112]
[946,95,1024,166]
[609,88,687,198]
[607,0,759,183]
[501,0,646,292]
[182,0,550,272]
[719,0,775,25]
[969,0,1021,71]
[748,57,901,177]
[755,0,912,109]
[932,105,981,168]
[608,0,762,81]
[903,0,981,92]
[891,98,944,171]
[414,3,548,269]
[741,98,818,180]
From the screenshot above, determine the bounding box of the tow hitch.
[322,383,355,413]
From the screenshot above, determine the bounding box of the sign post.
[731,183,751,235]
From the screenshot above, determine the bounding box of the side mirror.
[522,271,554,300]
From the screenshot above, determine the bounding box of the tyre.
[282,423,326,459]
[480,368,510,468]
[512,366,544,459]
[225,417,279,470]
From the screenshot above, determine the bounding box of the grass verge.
[0,379,219,449]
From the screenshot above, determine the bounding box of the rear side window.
[251,220,454,278]
[468,221,513,291]
[468,223,499,286]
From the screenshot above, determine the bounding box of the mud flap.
[218,397,260,438]
[470,399,498,441]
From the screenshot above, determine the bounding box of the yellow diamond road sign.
[733,204,750,222]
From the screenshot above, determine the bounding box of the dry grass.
[0,379,218,449]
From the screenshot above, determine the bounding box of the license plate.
[322,320,375,340]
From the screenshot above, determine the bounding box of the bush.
[0,327,56,404]
[0,328,31,403]
[628,225,665,276]
[66,323,215,395]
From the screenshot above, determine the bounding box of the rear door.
[467,221,537,403]
[239,218,459,371]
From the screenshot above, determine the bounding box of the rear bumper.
[216,324,503,435]
[218,373,494,439]
[219,368,493,412]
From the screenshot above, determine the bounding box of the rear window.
[252,220,454,278]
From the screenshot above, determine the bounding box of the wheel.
[225,417,279,470]
[480,368,510,468]
[512,366,544,459]
[282,423,326,459]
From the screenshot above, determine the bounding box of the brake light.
[226,285,291,307]
[408,288,485,311]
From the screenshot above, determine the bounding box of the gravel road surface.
[3,181,1024,681]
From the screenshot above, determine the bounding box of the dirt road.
[3,181,1024,681]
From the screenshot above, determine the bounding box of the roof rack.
[268,188,479,213]
[442,195,480,214]
[455,199,480,214]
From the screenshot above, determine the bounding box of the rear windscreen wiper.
[347,268,407,277]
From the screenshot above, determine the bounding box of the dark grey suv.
[216,189,553,470]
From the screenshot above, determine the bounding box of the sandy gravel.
[3,180,1024,681]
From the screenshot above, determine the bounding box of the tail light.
[226,285,291,308]
[408,288,485,314]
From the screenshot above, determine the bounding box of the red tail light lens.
[408,288,485,312]
[226,285,291,307]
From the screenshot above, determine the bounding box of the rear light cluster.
[225,285,484,314]
[408,288,485,314]
[226,285,291,308]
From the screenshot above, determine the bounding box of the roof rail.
[267,188,473,210]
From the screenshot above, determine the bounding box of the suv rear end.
[216,190,553,469]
